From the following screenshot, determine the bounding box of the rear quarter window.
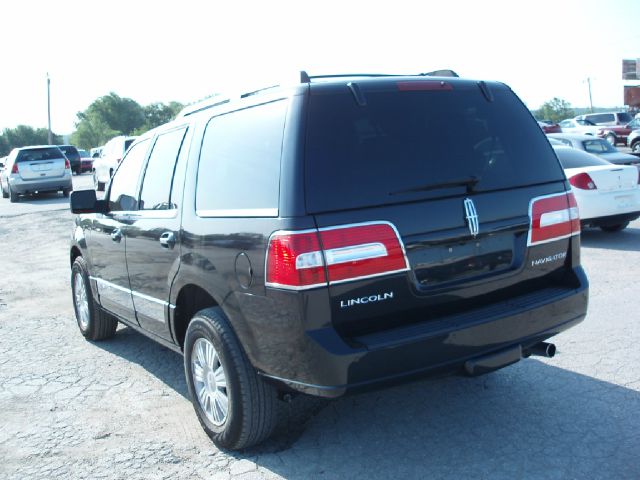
[195,100,287,216]
[305,84,564,212]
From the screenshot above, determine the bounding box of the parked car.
[90,146,103,158]
[553,145,640,231]
[77,149,93,174]
[537,120,561,133]
[92,136,137,191]
[69,72,588,450]
[628,129,640,155]
[547,133,640,165]
[558,118,600,136]
[575,111,634,126]
[1,145,72,202]
[58,145,82,174]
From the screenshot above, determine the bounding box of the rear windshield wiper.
[390,176,480,196]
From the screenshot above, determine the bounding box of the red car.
[598,118,640,146]
[537,121,562,134]
[77,149,93,174]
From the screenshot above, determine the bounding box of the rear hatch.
[16,147,67,180]
[305,79,574,338]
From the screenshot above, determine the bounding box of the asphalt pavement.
[0,176,638,479]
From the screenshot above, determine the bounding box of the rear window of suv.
[305,84,564,212]
[16,147,64,162]
[59,146,80,160]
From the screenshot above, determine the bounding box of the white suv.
[92,136,136,191]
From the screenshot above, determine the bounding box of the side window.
[108,140,150,211]
[139,128,187,210]
[196,100,287,216]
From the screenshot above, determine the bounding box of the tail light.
[11,163,19,174]
[569,172,597,190]
[266,222,409,290]
[64,159,71,170]
[528,192,580,246]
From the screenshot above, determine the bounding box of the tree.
[86,92,145,135]
[536,98,575,123]
[133,101,184,135]
[70,112,119,150]
[0,125,62,156]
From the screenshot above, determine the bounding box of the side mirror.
[70,189,107,214]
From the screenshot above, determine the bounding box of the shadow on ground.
[581,225,640,252]
[95,326,639,479]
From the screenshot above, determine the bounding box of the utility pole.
[47,73,52,144]
[586,77,594,113]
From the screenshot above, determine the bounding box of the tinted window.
[586,113,614,124]
[553,147,610,168]
[306,85,564,212]
[58,146,80,160]
[16,147,64,162]
[618,113,632,123]
[109,140,149,211]
[583,139,616,154]
[139,128,187,210]
[196,100,286,215]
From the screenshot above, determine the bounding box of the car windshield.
[582,139,617,154]
[16,148,64,162]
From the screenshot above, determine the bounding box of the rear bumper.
[9,175,72,193]
[258,267,588,398]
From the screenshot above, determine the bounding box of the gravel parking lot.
[1,174,639,479]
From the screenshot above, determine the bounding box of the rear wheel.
[184,307,278,450]
[632,142,640,154]
[1,183,8,199]
[71,257,118,340]
[62,188,71,197]
[600,222,629,232]
[9,185,18,203]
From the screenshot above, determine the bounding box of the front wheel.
[71,257,118,340]
[184,307,278,450]
[93,171,105,191]
[632,142,640,154]
[1,183,8,199]
[605,133,617,145]
[600,222,629,232]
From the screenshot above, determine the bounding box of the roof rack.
[177,96,230,117]
[299,69,459,82]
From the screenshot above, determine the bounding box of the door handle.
[111,228,122,243]
[159,231,176,249]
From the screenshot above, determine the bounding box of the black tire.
[605,133,617,145]
[62,188,71,197]
[632,141,640,154]
[9,185,18,203]
[184,307,278,450]
[93,171,105,192]
[71,257,118,340]
[600,222,629,232]
[1,184,8,199]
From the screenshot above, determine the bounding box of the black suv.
[69,72,588,450]
[58,145,82,174]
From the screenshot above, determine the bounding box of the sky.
[1,0,639,135]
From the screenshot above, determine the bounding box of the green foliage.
[0,125,62,156]
[535,98,575,123]
[71,94,183,148]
